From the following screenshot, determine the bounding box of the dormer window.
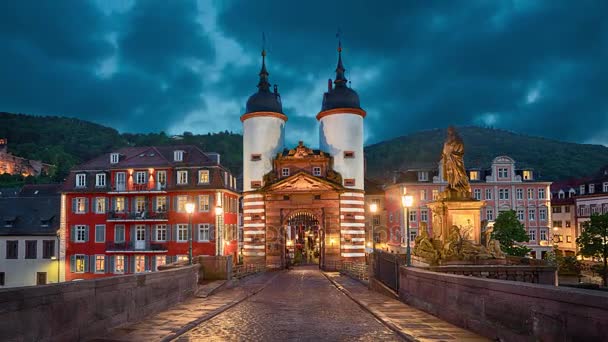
[95,173,106,188]
[417,172,429,182]
[469,171,479,181]
[344,151,355,159]
[580,185,585,195]
[110,153,120,164]
[498,167,508,178]
[589,184,595,194]
[76,173,86,188]
[174,150,184,162]
[523,170,533,180]
[604,182,608,193]
[198,170,210,184]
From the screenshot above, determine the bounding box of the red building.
[60,146,239,280]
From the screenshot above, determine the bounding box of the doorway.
[135,225,146,250]
[285,211,322,266]
[36,272,47,285]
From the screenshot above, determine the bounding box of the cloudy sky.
[0,1,606,147]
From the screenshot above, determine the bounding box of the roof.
[20,184,61,196]
[0,192,60,236]
[321,46,362,112]
[364,178,384,194]
[245,51,284,115]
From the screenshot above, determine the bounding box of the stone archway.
[283,210,323,266]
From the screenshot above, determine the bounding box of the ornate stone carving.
[441,126,471,200]
[326,168,343,185]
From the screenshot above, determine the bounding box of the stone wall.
[426,264,557,285]
[0,265,198,342]
[399,267,608,341]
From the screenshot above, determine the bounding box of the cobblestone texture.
[176,266,401,341]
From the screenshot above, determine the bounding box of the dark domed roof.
[245,51,284,114]
[321,44,361,112]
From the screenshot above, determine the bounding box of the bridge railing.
[324,260,369,283]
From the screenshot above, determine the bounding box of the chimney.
[327,78,333,91]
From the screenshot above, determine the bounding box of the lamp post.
[215,206,223,256]
[185,202,195,265]
[402,195,414,266]
[369,203,378,253]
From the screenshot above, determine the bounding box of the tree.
[577,213,608,286]
[491,210,531,257]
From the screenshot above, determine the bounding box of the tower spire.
[334,31,347,87]
[257,48,270,92]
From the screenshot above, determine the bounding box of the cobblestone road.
[176,266,402,341]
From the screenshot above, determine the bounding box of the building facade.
[241,45,367,269]
[0,185,61,287]
[60,146,239,281]
[384,156,553,259]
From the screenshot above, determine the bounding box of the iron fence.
[374,251,405,291]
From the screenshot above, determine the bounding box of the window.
[198,195,210,212]
[528,209,536,221]
[409,230,417,244]
[552,206,562,213]
[566,235,572,243]
[42,240,55,259]
[539,208,547,221]
[417,172,429,181]
[115,225,125,242]
[604,182,608,193]
[176,195,187,212]
[250,154,261,161]
[473,189,481,200]
[372,215,380,225]
[76,173,86,188]
[589,184,595,194]
[95,255,105,273]
[174,150,184,161]
[115,197,125,212]
[95,197,106,214]
[344,151,355,158]
[485,189,492,200]
[156,196,167,212]
[565,220,571,228]
[75,255,86,273]
[177,170,188,185]
[499,189,509,200]
[156,224,167,241]
[110,153,120,164]
[198,224,210,241]
[517,209,525,221]
[6,241,18,259]
[389,213,393,223]
[198,170,210,184]
[114,255,125,274]
[565,206,571,213]
[344,179,356,186]
[25,240,37,259]
[528,229,536,241]
[498,168,508,178]
[95,225,105,243]
[313,167,321,176]
[135,171,147,184]
[177,255,189,262]
[553,221,563,228]
[155,255,166,271]
[516,189,523,200]
[421,209,428,222]
[523,170,533,180]
[75,225,87,242]
[469,171,479,181]
[0,272,4,286]
[135,255,146,273]
[409,211,417,222]
[538,188,546,199]
[135,196,146,213]
[486,209,494,221]
[177,224,188,242]
[558,191,565,199]
[432,190,439,200]
[251,181,261,189]
[96,173,106,187]
[540,229,547,241]
[157,171,167,189]
[580,185,585,195]
[74,197,87,214]
[115,171,126,191]
[282,168,290,177]
[420,190,427,201]
[527,188,534,200]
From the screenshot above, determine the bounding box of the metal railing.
[374,251,405,291]
[105,241,168,252]
[107,211,168,221]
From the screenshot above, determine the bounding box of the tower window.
[251,154,261,161]
[344,178,356,186]
[344,151,355,158]
[313,167,322,176]
[282,168,290,177]
[251,181,262,189]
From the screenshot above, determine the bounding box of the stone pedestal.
[427,199,485,245]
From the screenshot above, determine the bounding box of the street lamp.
[402,194,414,266]
[215,206,223,256]
[185,202,195,265]
[369,203,378,253]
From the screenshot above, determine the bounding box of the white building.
[0,185,61,287]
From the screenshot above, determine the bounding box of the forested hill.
[364,126,608,182]
[2,112,607,186]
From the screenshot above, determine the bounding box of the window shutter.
[84,226,89,242]
[70,255,76,272]
[105,198,109,213]
[145,256,150,271]
[151,226,156,242]
[130,226,135,242]
[84,198,89,213]
[173,224,178,242]
[165,255,172,264]
[209,194,214,209]
[72,198,77,213]
[90,255,96,272]
[210,224,215,241]
[70,225,76,242]
[151,256,157,271]
[145,225,151,243]
[112,197,116,211]
[195,224,199,242]
[108,256,115,274]
[164,196,169,211]
[131,256,136,273]
[84,255,89,273]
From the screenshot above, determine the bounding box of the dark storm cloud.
[0,0,606,145]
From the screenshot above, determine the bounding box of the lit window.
[420,190,427,201]
[76,173,86,188]
[565,220,571,228]
[313,167,321,176]
[177,224,188,242]
[95,255,105,273]
[469,171,479,181]
[177,255,189,262]
[74,197,87,214]
[372,215,380,225]
[75,255,86,273]
[135,171,147,184]
[156,197,167,212]
[156,224,167,241]
[432,190,439,200]
[155,256,166,271]
[199,170,210,184]
[282,168,290,177]
[114,255,125,274]
[198,195,210,212]
[157,171,167,189]
[135,196,146,213]
[523,170,533,180]
[198,224,210,241]
[176,196,187,212]
[566,235,572,243]
[498,168,508,178]
[95,197,106,214]
[135,255,146,273]
[114,197,125,212]
[174,150,184,162]
[177,170,188,185]
[110,153,120,164]
[417,172,429,181]
[75,225,87,242]
[96,173,106,187]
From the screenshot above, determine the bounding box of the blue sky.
[0,0,606,147]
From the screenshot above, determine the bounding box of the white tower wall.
[243,116,285,191]
[319,113,364,190]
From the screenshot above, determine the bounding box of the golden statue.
[441,127,471,199]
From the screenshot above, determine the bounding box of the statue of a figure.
[441,127,471,198]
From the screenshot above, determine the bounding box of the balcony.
[109,183,167,194]
[107,210,168,222]
[105,241,168,252]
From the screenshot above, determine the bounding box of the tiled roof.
[0,191,60,236]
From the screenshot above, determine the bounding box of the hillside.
[2,113,607,186]
[364,126,608,182]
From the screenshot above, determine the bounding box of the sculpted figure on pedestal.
[441,127,472,199]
